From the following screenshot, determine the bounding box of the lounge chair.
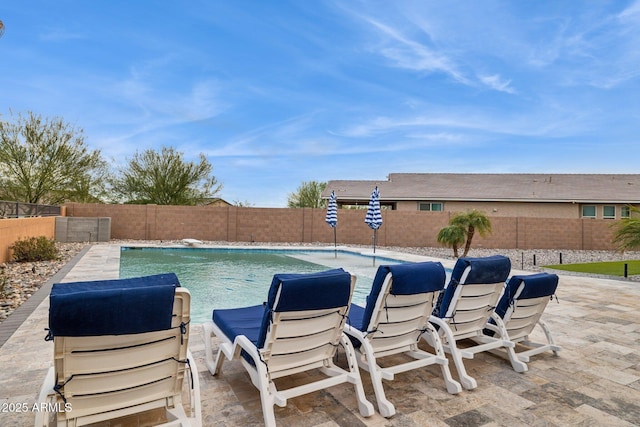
[34,273,202,427]
[344,262,462,418]
[426,255,527,390]
[485,272,561,362]
[202,268,374,426]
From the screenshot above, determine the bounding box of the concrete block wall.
[63,203,620,251]
[55,217,111,243]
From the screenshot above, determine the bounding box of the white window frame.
[418,202,443,212]
[621,206,631,218]
[603,205,616,219]
[581,205,596,219]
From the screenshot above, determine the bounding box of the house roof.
[324,173,640,203]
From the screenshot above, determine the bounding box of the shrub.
[10,236,59,262]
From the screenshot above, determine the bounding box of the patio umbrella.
[325,190,338,256]
[365,186,382,254]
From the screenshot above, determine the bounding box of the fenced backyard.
[0,202,623,264]
[63,203,619,251]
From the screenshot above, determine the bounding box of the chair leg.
[490,314,528,373]
[186,350,203,426]
[356,343,395,417]
[258,387,277,427]
[505,345,529,373]
[516,321,561,362]
[422,324,462,394]
[340,335,375,418]
[439,363,463,394]
[34,367,56,427]
[539,319,561,356]
[371,367,395,417]
[202,322,216,374]
[428,318,477,390]
[202,321,229,375]
[445,341,477,390]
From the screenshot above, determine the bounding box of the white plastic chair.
[344,262,461,417]
[202,268,374,426]
[427,255,527,390]
[34,273,201,427]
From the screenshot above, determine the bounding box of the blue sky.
[2,1,640,207]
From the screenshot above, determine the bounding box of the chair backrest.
[359,262,446,355]
[48,273,191,423]
[257,268,354,379]
[436,255,511,339]
[494,273,559,340]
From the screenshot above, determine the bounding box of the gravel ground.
[1,240,638,323]
[0,242,90,322]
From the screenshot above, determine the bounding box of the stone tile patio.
[1,244,639,426]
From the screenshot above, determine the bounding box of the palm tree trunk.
[462,226,475,257]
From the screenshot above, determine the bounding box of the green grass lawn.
[544,260,640,277]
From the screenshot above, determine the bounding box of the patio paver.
[1,244,639,426]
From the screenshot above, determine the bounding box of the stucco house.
[323,173,640,219]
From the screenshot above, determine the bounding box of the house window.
[603,206,616,219]
[581,205,596,218]
[419,202,443,212]
[621,206,630,218]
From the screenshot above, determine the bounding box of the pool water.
[119,247,402,324]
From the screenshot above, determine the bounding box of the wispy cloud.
[341,7,525,94]
[107,64,226,128]
[361,17,468,84]
[204,114,319,157]
[530,2,640,89]
[333,102,597,142]
[619,0,640,20]
[478,74,516,94]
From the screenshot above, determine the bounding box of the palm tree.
[437,224,467,258]
[450,210,492,257]
[612,206,640,251]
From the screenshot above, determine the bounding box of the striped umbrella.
[325,190,338,255]
[365,186,382,253]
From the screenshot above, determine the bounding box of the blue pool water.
[119,247,403,324]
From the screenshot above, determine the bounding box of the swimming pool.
[119,247,403,324]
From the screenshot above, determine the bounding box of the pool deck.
[1,243,639,426]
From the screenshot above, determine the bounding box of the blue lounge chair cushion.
[212,304,264,345]
[347,304,367,333]
[212,268,351,360]
[352,262,446,332]
[436,255,511,318]
[264,268,352,312]
[258,268,352,349]
[212,268,352,364]
[49,273,179,337]
[494,273,559,319]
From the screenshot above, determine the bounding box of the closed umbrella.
[325,190,338,256]
[365,186,382,254]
